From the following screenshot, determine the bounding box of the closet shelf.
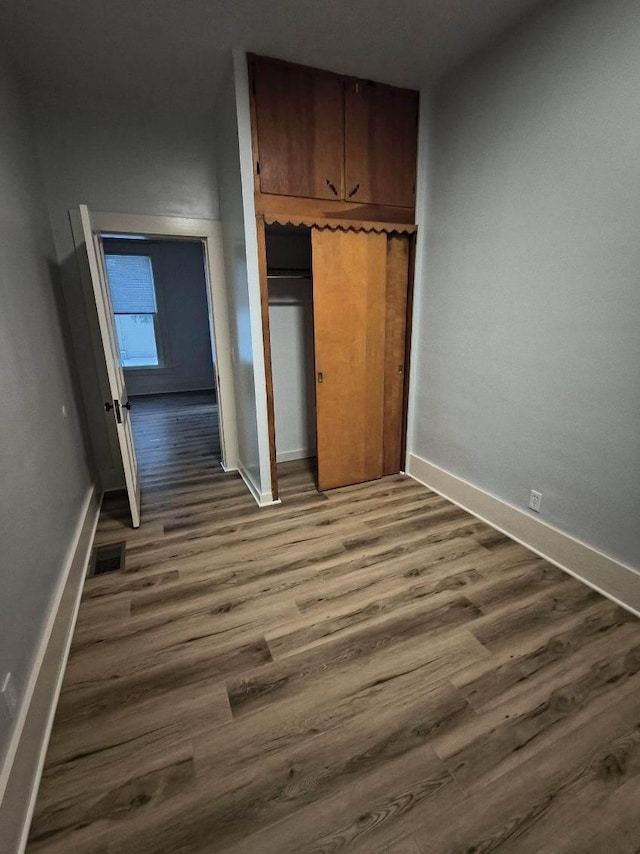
[267,268,312,280]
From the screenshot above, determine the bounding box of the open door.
[311,228,387,490]
[74,205,141,528]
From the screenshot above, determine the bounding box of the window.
[104,254,160,368]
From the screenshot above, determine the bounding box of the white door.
[76,205,141,527]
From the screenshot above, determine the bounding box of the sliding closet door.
[383,234,411,475]
[312,228,386,490]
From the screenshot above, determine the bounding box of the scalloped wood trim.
[263,214,417,235]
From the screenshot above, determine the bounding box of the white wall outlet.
[1,673,18,719]
[528,489,542,513]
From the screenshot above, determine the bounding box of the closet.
[251,54,419,498]
[266,226,316,468]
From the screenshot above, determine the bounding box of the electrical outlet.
[1,673,18,719]
[528,489,542,513]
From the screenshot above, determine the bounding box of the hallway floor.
[28,393,640,852]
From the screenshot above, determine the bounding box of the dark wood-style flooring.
[28,391,640,853]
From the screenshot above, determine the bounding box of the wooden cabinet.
[345,81,419,209]
[250,55,418,211]
[252,59,344,201]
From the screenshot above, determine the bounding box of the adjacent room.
[1,1,639,852]
[99,235,222,507]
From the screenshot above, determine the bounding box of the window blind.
[105,255,157,314]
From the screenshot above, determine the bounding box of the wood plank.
[349,672,640,853]
[383,234,410,475]
[263,213,417,234]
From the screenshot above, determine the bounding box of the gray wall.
[269,280,316,461]
[31,89,220,488]
[102,238,215,396]
[410,0,640,567]
[0,51,90,775]
[213,62,262,489]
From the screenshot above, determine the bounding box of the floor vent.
[88,542,126,577]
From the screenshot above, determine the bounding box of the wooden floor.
[29,392,640,853]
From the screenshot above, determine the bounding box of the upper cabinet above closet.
[252,59,345,201]
[344,79,419,209]
[248,55,419,214]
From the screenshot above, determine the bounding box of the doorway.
[101,236,221,479]
[70,208,238,527]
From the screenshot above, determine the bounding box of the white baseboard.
[0,484,102,854]
[125,382,216,396]
[276,449,315,463]
[406,453,640,618]
[237,461,280,508]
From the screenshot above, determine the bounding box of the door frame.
[70,209,239,475]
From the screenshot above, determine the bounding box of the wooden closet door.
[344,81,419,209]
[383,235,411,475]
[251,57,345,201]
[312,229,386,491]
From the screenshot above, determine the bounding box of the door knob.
[123,401,131,410]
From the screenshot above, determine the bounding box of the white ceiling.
[1,0,546,111]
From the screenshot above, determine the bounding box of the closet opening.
[265,224,317,496]
[261,218,416,502]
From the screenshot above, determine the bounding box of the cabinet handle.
[348,183,360,199]
[317,372,324,384]
[325,179,338,196]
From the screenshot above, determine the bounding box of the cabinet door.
[312,229,386,491]
[252,58,344,201]
[345,81,419,208]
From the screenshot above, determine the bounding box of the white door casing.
[76,204,141,528]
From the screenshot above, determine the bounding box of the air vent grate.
[88,542,126,577]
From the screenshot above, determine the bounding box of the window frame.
[102,244,173,374]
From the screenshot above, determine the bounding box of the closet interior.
[266,225,316,474]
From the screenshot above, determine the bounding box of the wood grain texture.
[255,216,278,500]
[345,78,419,209]
[312,228,387,490]
[254,191,416,224]
[251,55,345,201]
[27,393,640,853]
[383,234,410,475]
[263,213,417,234]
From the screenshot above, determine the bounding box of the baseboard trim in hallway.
[238,460,281,507]
[0,485,101,854]
[407,452,640,618]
